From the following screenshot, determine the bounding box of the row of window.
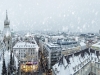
[73,57,90,72]
[13,49,35,53]
[74,63,91,75]
[17,45,34,48]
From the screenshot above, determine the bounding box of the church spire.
[4,10,10,25]
[6,10,8,20]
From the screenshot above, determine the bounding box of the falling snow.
[0,0,100,32]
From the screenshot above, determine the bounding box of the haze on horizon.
[0,0,100,33]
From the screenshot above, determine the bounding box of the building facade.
[13,41,39,72]
[43,43,62,69]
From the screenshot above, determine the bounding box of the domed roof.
[4,19,10,25]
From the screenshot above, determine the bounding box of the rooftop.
[13,41,38,49]
[46,43,60,48]
[91,41,100,50]
[52,48,99,75]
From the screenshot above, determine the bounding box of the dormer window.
[55,68,57,71]
[82,62,84,66]
[73,66,76,72]
[77,65,79,69]
[55,68,59,73]
[80,64,81,67]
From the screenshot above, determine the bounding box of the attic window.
[80,64,81,67]
[73,66,76,72]
[55,68,57,71]
[82,62,84,66]
[55,68,59,73]
[77,65,79,69]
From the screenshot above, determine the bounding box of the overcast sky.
[0,0,100,32]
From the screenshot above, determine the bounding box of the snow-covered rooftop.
[13,41,38,48]
[52,48,100,75]
[46,43,60,48]
[80,42,86,47]
[91,41,100,49]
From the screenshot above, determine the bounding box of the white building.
[13,41,39,64]
[44,42,62,69]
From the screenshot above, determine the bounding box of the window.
[98,64,100,68]
[77,65,79,69]
[95,58,96,61]
[8,47,9,50]
[80,64,82,67]
[91,57,93,60]
[8,41,9,44]
[73,66,76,72]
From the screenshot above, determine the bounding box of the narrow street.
[21,50,48,75]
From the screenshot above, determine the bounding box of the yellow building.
[21,62,38,72]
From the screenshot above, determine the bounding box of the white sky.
[0,0,100,32]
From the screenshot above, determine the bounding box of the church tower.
[3,10,12,51]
